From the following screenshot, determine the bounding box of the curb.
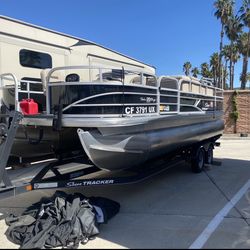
[220,134,250,140]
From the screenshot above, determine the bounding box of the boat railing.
[157,76,180,113]
[0,73,44,112]
[0,68,224,118]
[200,77,214,86]
[45,65,159,116]
[158,76,224,113]
[0,73,20,111]
[19,79,44,97]
[45,65,157,85]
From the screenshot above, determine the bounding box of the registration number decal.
[124,106,156,114]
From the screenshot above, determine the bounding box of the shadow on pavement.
[0,157,250,248]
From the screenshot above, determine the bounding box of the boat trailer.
[0,110,220,201]
[0,111,180,200]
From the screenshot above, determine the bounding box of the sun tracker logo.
[66,180,114,187]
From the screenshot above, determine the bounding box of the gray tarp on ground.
[5,191,120,249]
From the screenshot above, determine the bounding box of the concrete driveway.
[0,138,250,249]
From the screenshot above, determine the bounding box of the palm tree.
[200,63,213,78]
[210,52,220,85]
[191,67,200,78]
[223,44,241,89]
[239,0,250,89]
[224,15,243,89]
[214,0,234,87]
[225,15,243,41]
[237,32,250,89]
[183,62,192,76]
[239,0,250,27]
[224,44,241,89]
[231,45,241,89]
[222,65,229,89]
[221,45,231,88]
[246,72,250,87]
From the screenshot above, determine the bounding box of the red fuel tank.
[20,99,39,115]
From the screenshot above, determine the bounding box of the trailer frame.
[0,128,221,201]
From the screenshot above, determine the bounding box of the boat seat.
[146,78,157,87]
[130,76,141,84]
[65,73,80,82]
[41,69,65,90]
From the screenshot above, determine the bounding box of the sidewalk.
[221,133,250,140]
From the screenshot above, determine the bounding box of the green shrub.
[230,90,239,122]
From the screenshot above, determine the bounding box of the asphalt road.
[0,138,250,249]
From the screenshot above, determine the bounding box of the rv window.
[20,49,52,69]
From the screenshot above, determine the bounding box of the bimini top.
[0,15,155,70]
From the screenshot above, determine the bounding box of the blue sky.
[0,0,247,87]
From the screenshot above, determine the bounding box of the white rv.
[0,15,155,80]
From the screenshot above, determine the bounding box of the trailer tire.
[205,144,214,165]
[191,147,205,173]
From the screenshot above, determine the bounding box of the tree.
[221,45,231,88]
[200,63,213,78]
[222,65,229,89]
[246,72,250,85]
[183,62,192,76]
[210,52,220,85]
[239,0,250,27]
[239,0,250,89]
[231,45,241,89]
[191,67,200,77]
[237,32,250,89]
[224,14,243,44]
[214,0,234,87]
[224,15,243,89]
[224,44,241,89]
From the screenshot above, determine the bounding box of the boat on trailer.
[1,66,224,171]
[57,70,224,171]
[0,16,224,172]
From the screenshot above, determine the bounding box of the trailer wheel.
[205,144,214,165]
[191,147,205,173]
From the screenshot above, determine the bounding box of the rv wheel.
[191,147,205,173]
[205,144,214,165]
